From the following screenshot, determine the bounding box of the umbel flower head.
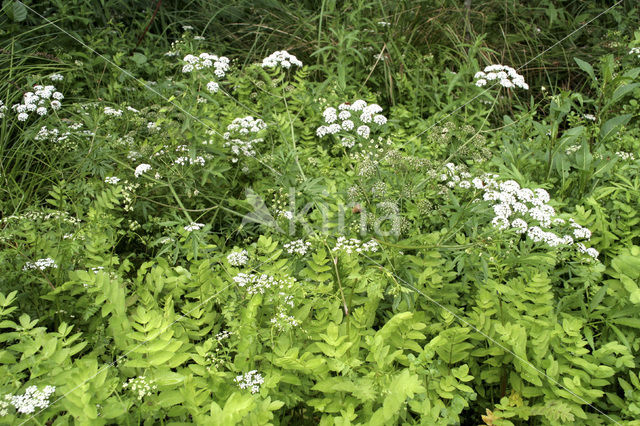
[261,50,303,69]
[474,65,528,89]
[316,100,387,141]
[11,85,63,121]
[181,53,230,77]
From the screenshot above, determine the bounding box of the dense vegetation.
[1,0,640,424]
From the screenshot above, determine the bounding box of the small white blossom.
[284,239,311,255]
[235,370,264,394]
[104,176,120,184]
[262,50,303,68]
[474,64,528,90]
[123,376,157,401]
[4,385,55,414]
[227,250,249,266]
[181,53,230,77]
[206,81,219,93]
[134,163,152,178]
[233,272,296,295]
[23,258,57,271]
[104,106,122,116]
[184,222,205,232]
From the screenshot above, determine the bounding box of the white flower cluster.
[235,370,264,394]
[174,156,206,166]
[104,176,120,184]
[232,273,296,295]
[284,239,311,255]
[184,222,205,232]
[206,81,219,93]
[104,106,123,117]
[316,100,387,141]
[629,47,640,58]
[441,166,598,259]
[565,144,581,155]
[216,330,232,341]
[223,116,267,163]
[261,50,303,69]
[182,53,230,77]
[23,258,58,271]
[332,237,379,254]
[474,65,529,89]
[35,125,69,142]
[270,309,299,331]
[583,113,597,122]
[49,73,64,82]
[134,163,152,178]
[1,210,80,225]
[3,385,55,414]
[225,116,267,136]
[616,151,635,161]
[147,121,160,132]
[12,85,63,121]
[122,376,157,400]
[227,249,248,266]
[0,100,6,119]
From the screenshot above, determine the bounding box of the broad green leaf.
[574,57,596,82]
[600,114,632,141]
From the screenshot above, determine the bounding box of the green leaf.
[610,83,640,106]
[600,114,632,141]
[131,52,147,65]
[574,57,596,82]
[4,0,27,22]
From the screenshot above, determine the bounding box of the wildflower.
[4,385,55,414]
[11,85,62,121]
[224,116,266,162]
[284,239,311,255]
[206,81,219,93]
[104,176,121,184]
[235,370,264,394]
[261,50,303,68]
[356,125,370,138]
[317,101,388,144]
[23,258,57,271]
[174,156,206,166]
[227,249,248,266]
[511,218,528,234]
[0,100,7,118]
[616,151,635,161]
[123,376,157,401]
[332,237,379,254]
[134,163,152,178]
[271,310,299,331]
[629,47,640,58]
[377,21,391,27]
[232,273,296,295]
[181,53,230,78]
[583,113,596,121]
[49,73,64,81]
[104,106,123,117]
[184,222,205,232]
[473,64,528,90]
[216,330,232,341]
